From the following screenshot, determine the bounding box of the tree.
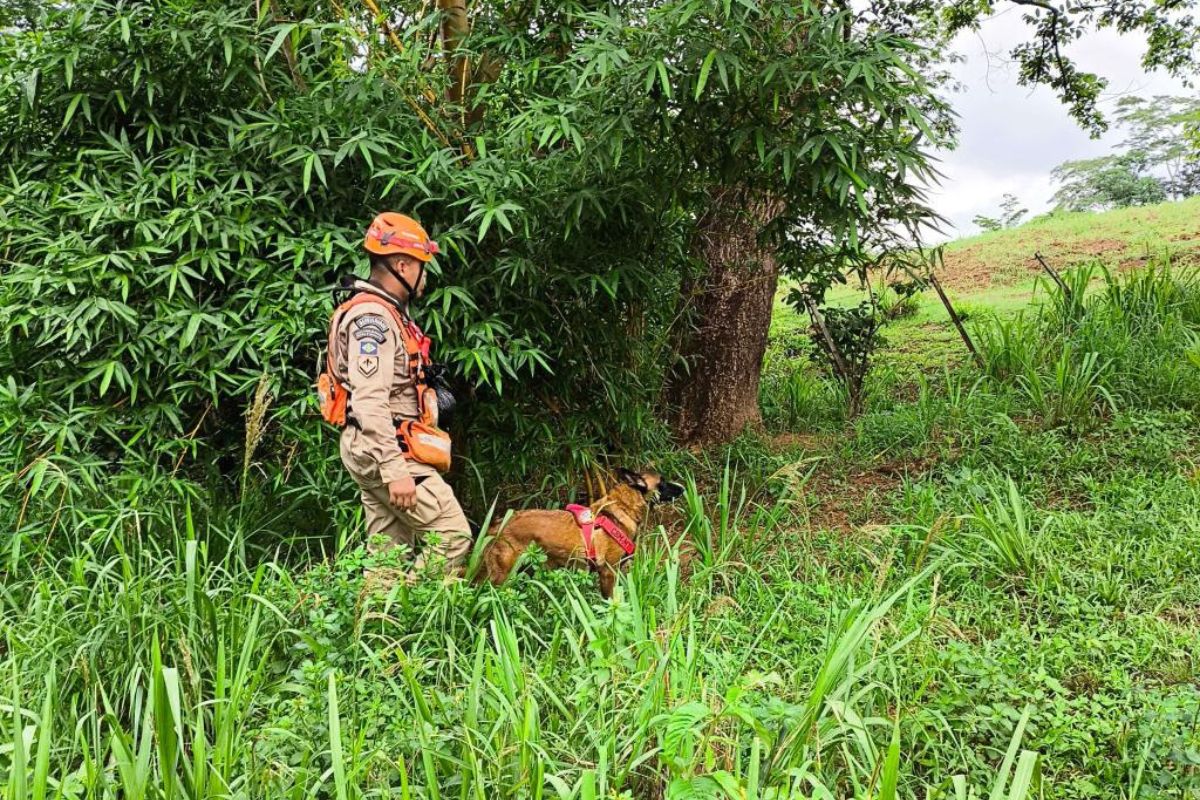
[973,193,1027,232]
[1051,153,1168,211]
[1113,95,1200,199]
[938,1,1200,135]
[972,214,1004,233]
[461,1,957,446]
[626,3,953,444]
[1047,94,1200,212]
[999,193,1028,227]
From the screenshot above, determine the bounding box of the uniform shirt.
[332,281,424,484]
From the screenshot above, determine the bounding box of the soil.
[939,235,1200,291]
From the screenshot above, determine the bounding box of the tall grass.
[760,365,850,432]
[973,258,1200,428]
[951,477,1041,579]
[0,462,1048,799]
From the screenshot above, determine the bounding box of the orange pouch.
[317,373,348,426]
[397,419,452,472]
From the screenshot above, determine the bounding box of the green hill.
[771,197,1200,379]
[939,196,1200,292]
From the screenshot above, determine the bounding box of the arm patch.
[354,313,387,329]
[353,327,387,344]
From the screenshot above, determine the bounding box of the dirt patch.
[940,237,1159,292]
[801,455,937,534]
[1075,239,1126,257]
[938,247,998,291]
[1159,605,1200,631]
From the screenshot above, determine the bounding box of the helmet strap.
[384,259,425,309]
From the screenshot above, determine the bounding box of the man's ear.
[617,467,648,493]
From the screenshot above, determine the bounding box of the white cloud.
[928,5,1191,240]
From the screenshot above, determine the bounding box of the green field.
[6,201,1200,798]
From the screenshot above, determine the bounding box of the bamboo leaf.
[265,24,297,63]
[695,49,718,100]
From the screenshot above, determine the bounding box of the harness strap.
[566,503,635,562]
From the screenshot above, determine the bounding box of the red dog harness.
[566,504,636,562]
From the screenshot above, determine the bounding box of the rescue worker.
[321,212,471,579]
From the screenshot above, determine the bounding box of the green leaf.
[328,673,348,800]
[61,93,85,130]
[265,23,297,63]
[879,721,901,800]
[695,50,718,100]
[23,68,39,108]
[1007,751,1041,799]
[302,152,315,194]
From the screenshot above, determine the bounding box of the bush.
[0,0,686,524]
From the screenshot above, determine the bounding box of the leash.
[565,504,635,562]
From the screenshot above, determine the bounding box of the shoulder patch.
[354,313,388,332]
[353,326,387,344]
[358,340,379,355]
[357,356,379,377]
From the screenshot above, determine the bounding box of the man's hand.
[388,476,417,511]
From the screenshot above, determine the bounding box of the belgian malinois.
[479,468,684,598]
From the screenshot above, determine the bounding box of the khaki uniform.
[332,280,471,573]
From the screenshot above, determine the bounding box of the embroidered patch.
[357,356,378,377]
[358,341,379,355]
[354,314,387,332]
[353,327,386,344]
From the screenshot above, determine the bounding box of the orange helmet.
[363,212,440,262]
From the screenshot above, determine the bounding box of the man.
[323,212,471,578]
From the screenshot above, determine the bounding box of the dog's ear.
[617,467,649,493]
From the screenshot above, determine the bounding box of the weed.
[952,477,1040,579]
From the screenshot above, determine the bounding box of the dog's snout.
[656,481,685,503]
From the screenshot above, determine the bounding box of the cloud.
[928,6,1190,240]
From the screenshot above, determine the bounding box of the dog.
[479,468,684,598]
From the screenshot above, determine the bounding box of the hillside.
[939,197,1200,291]
[774,198,1200,381]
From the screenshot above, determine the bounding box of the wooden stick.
[928,273,983,369]
[1035,251,1070,298]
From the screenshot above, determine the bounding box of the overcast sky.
[928,5,1191,241]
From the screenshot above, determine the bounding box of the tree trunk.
[666,186,784,446]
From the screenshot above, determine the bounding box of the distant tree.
[972,193,1027,232]
[1176,160,1200,200]
[938,1,1200,135]
[1114,95,1200,199]
[999,193,1028,227]
[1051,153,1168,211]
[972,214,1004,233]
[861,2,1200,136]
